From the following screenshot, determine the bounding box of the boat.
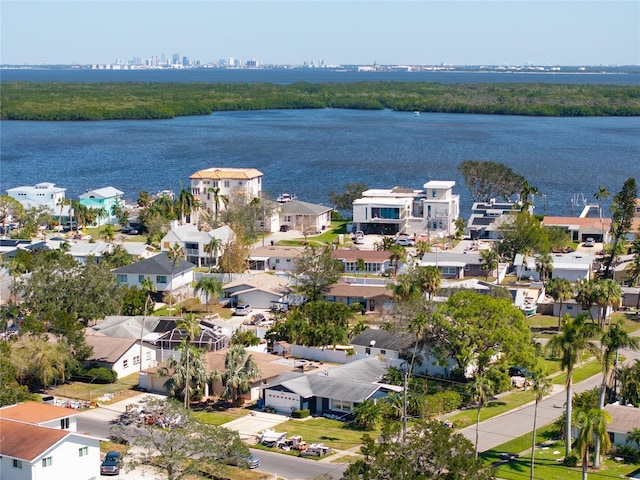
[277,193,296,203]
[413,111,420,116]
[520,297,537,317]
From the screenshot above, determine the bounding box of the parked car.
[508,366,533,378]
[227,454,261,469]
[279,225,290,232]
[100,451,121,475]
[584,237,595,247]
[395,237,415,247]
[233,304,253,316]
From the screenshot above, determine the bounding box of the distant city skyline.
[1,1,639,67]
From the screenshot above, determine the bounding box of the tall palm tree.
[573,406,611,480]
[194,276,223,313]
[480,248,499,281]
[387,274,420,302]
[208,187,228,225]
[157,341,208,407]
[529,370,552,480]
[204,237,221,272]
[408,313,428,377]
[595,279,622,330]
[546,277,574,331]
[177,313,201,409]
[535,253,554,286]
[575,279,597,321]
[418,265,441,302]
[472,370,493,459]
[176,184,196,224]
[519,180,541,212]
[594,186,610,217]
[593,322,639,468]
[211,345,261,405]
[166,244,185,315]
[546,313,600,459]
[139,278,156,373]
[388,244,405,277]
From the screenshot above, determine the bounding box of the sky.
[1,1,639,66]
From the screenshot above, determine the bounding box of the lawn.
[191,407,251,426]
[277,221,349,247]
[446,389,537,429]
[49,373,141,403]
[269,417,377,451]
[552,359,601,385]
[482,424,640,480]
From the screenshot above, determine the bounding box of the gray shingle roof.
[350,329,414,352]
[112,253,195,276]
[281,200,332,216]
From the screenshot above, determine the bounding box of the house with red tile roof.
[541,216,612,243]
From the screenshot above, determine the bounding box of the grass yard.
[269,417,376,451]
[191,407,251,426]
[49,373,140,403]
[277,221,349,247]
[552,359,601,385]
[482,424,640,480]
[446,389,537,429]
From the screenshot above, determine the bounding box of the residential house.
[190,167,263,219]
[622,287,639,309]
[6,182,66,214]
[249,245,305,272]
[332,248,394,275]
[323,283,394,313]
[78,186,124,226]
[0,419,101,480]
[84,330,157,379]
[161,221,235,268]
[66,241,113,265]
[542,216,612,243]
[352,181,460,237]
[603,404,640,446]
[552,299,611,321]
[112,253,195,304]
[515,252,595,282]
[0,402,101,480]
[419,250,484,279]
[466,199,519,240]
[263,357,399,415]
[280,200,333,234]
[630,198,640,240]
[222,273,292,309]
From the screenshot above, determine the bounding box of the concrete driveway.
[222,410,291,443]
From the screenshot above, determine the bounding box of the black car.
[279,225,290,232]
[100,451,121,475]
[508,366,533,378]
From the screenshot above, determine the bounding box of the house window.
[212,181,219,188]
[224,181,230,188]
[464,264,470,271]
[42,457,52,467]
[156,276,168,284]
[116,274,127,283]
[60,417,69,429]
[283,215,291,222]
[13,459,22,469]
[275,259,280,264]
[133,355,140,365]
[380,349,386,355]
[331,399,353,412]
[123,359,129,368]
[146,351,152,360]
[138,275,145,283]
[432,189,437,197]
[365,347,371,355]
[163,242,170,249]
[79,447,88,457]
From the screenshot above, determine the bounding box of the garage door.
[265,390,300,412]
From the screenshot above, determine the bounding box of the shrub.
[291,409,310,419]
[564,452,579,467]
[77,367,117,383]
[426,391,463,416]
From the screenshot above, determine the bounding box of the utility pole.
[403,368,408,439]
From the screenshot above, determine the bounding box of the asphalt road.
[250,448,347,480]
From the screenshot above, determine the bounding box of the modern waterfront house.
[6,182,67,213]
[78,186,125,226]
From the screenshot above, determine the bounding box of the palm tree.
[352,399,382,430]
[626,427,640,449]
[204,237,221,272]
[418,265,441,302]
[388,244,405,277]
[166,244,185,315]
[594,186,610,218]
[415,240,430,257]
[208,187,228,225]
[387,274,420,302]
[139,278,156,373]
[593,322,639,468]
[575,279,597,321]
[177,313,201,409]
[211,345,261,405]
[176,185,196,224]
[472,371,493,459]
[101,224,115,243]
[194,276,223,313]
[573,406,611,479]
[546,278,574,331]
[480,248,499,281]
[529,370,552,480]
[535,253,553,286]
[546,313,600,459]
[408,313,428,377]
[595,279,622,330]
[519,180,541,212]
[157,341,208,407]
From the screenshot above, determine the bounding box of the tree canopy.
[294,244,344,301]
[458,160,525,203]
[328,182,368,211]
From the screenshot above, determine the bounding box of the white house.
[280,200,333,234]
[66,241,113,265]
[542,216,612,243]
[190,167,263,218]
[223,274,291,309]
[604,404,640,446]
[466,199,519,240]
[249,246,305,272]
[0,402,101,480]
[84,330,157,379]
[352,181,459,237]
[161,222,235,268]
[112,253,195,304]
[6,182,66,212]
[515,252,595,282]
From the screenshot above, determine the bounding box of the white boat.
[413,111,420,116]
[277,193,296,203]
[520,297,537,317]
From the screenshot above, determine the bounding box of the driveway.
[222,410,291,442]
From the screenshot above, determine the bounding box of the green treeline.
[1,81,639,120]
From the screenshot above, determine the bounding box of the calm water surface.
[2,109,638,217]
